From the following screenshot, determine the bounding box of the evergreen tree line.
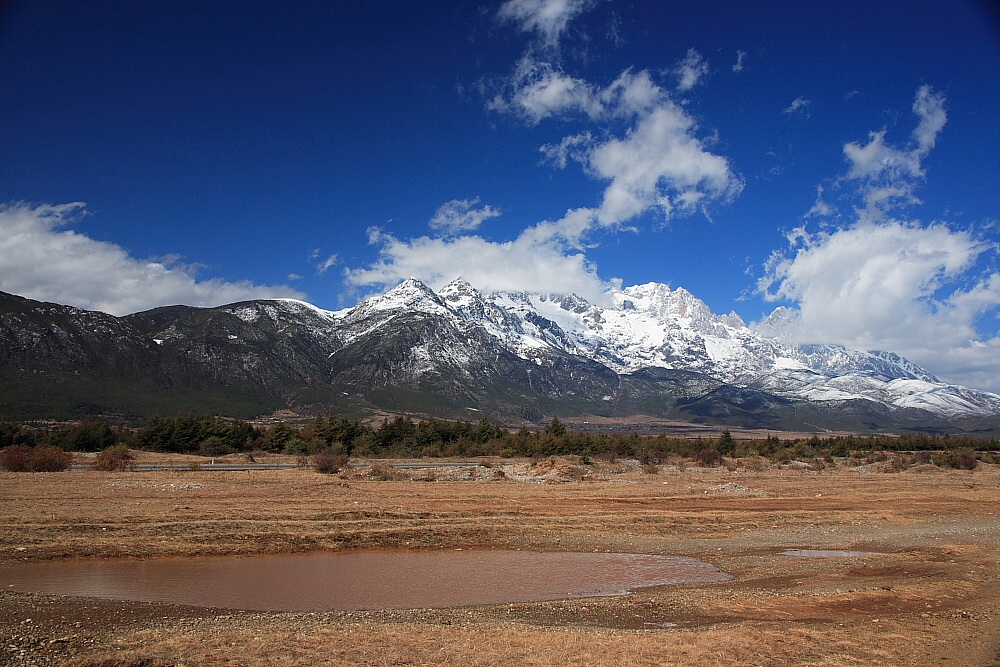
[1,414,997,463]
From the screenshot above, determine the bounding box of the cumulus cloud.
[586,105,742,226]
[758,221,994,346]
[429,198,502,236]
[498,61,742,243]
[488,57,596,124]
[0,202,304,316]
[756,87,1000,391]
[757,220,1000,390]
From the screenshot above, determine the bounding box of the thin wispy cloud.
[674,49,709,93]
[496,0,597,51]
[0,202,303,316]
[784,96,811,116]
[842,84,946,220]
[674,48,709,91]
[316,254,339,275]
[429,198,502,235]
[732,50,746,73]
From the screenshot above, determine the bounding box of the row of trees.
[1,414,997,463]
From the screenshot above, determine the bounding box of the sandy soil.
[1,456,998,666]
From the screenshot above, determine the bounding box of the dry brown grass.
[1,458,998,666]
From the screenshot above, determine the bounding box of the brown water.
[0,550,730,611]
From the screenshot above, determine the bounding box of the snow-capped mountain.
[2,280,998,432]
[343,278,999,421]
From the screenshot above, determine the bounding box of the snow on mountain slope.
[337,278,999,419]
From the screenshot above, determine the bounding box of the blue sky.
[1,1,999,391]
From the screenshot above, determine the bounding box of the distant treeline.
[1,414,997,462]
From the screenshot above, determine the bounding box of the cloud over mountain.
[0,202,303,316]
[756,86,1000,392]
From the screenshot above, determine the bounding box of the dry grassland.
[1,455,998,666]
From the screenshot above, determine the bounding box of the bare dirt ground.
[1,455,998,666]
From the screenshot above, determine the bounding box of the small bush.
[933,448,978,470]
[368,461,403,481]
[93,444,136,471]
[692,448,723,467]
[313,451,349,475]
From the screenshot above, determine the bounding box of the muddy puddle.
[0,550,731,611]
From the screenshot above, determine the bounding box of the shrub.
[313,451,349,475]
[0,445,32,472]
[2,445,73,472]
[933,448,978,470]
[29,445,73,472]
[368,461,403,481]
[692,448,723,467]
[93,444,135,471]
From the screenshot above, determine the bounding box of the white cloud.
[911,84,947,156]
[759,221,992,344]
[497,0,597,50]
[488,56,599,125]
[756,87,1000,392]
[429,198,502,235]
[757,220,1000,390]
[502,63,742,240]
[805,185,834,218]
[0,202,304,316]
[674,49,709,92]
[346,84,743,297]
[835,87,946,224]
[344,226,616,304]
[783,96,811,116]
[842,85,945,188]
[490,59,666,125]
[586,105,743,226]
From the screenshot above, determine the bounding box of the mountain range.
[2,279,999,433]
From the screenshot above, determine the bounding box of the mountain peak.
[350,278,448,317]
[620,282,711,322]
[439,277,478,298]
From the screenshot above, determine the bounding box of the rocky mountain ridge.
[1,280,998,433]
